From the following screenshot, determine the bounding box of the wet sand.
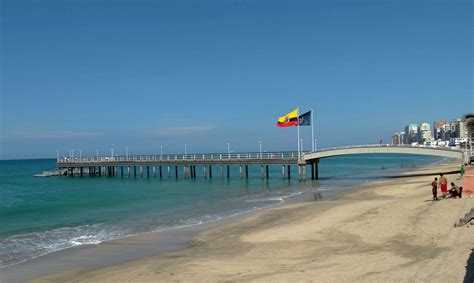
[28,163,473,282]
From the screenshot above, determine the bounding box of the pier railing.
[304,144,465,154]
[58,144,466,164]
[57,152,300,164]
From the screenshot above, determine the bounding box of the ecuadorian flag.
[276,108,299,127]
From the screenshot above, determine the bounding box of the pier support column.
[209,165,212,179]
[220,165,224,178]
[159,166,163,178]
[239,165,242,178]
[80,167,83,176]
[204,165,207,178]
[167,166,170,178]
[127,166,130,177]
[287,165,291,179]
[315,160,319,180]
[261,165,264,179]
[140,166,143,178]
[121,166,124,177]
[282,165,285,178]
[98,166,102,176]
[175,166,178,179]
[245,165,248,178]
[311,162,315,180]
[193,166,196,178]
[266,165,269,179]
[227,165,230,178]
[153,166,155,178]
[134,166,137,177]
[298,165,306,181]
[146,166,150,178]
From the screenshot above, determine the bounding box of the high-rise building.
[405,124,419,144]
[391,133,399,145]
[419,122,432,143]
[454,118,467,138]
[442,123,453,140]
[391,132,406,145]
[398,132,406,145]
[433,120,448,140]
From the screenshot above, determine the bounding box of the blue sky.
[1,0,472,159]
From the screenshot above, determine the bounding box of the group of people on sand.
[430,168,464,201]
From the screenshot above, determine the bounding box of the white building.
[419,122,432,143]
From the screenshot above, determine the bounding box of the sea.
[0,154,446,268]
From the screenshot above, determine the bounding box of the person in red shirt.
[431,178,438,201]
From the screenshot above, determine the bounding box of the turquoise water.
[0,154,443,267]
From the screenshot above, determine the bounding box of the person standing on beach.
[460,165,465,179]
[439,173,448,198]
[431,178,438,201]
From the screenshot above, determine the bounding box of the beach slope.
[32,165,474,282]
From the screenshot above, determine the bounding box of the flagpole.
[297,107,300,159]
[311,108,314,152]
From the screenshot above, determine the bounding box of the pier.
[56,144,470,181]
[56,152,313,180]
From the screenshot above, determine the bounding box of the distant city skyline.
[391,114,472,146]
[1,0,472,159]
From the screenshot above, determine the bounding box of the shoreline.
[1,161,470,282]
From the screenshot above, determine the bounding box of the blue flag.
[298,111,311,126]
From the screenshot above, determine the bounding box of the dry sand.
[32,163,474,282]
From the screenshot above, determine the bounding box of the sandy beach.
[28,163,474,282]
